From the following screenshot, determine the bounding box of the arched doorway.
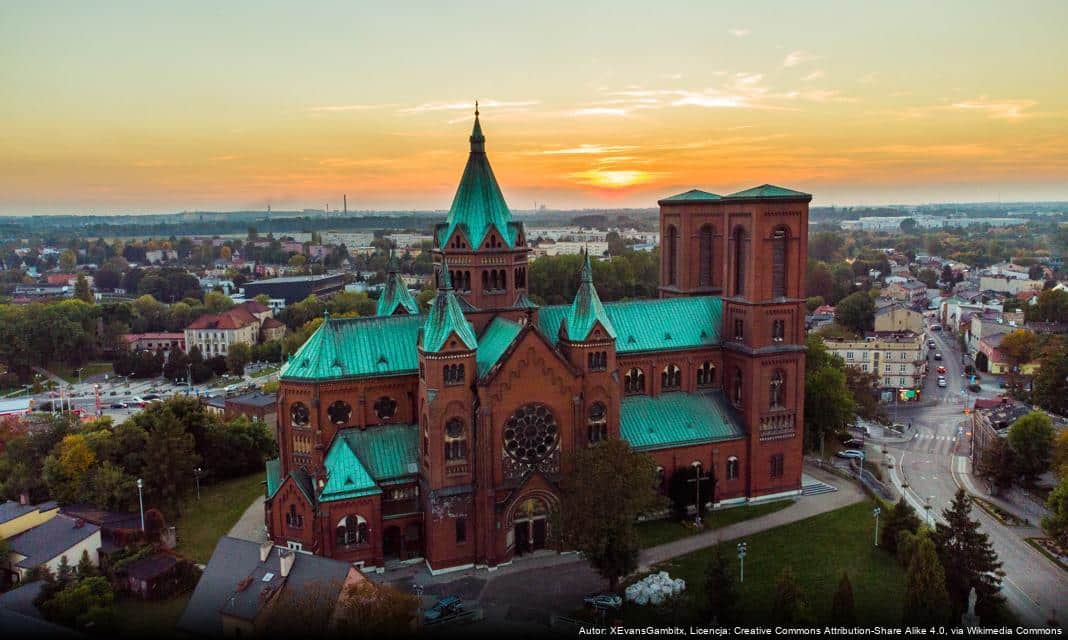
[511,496,550,556]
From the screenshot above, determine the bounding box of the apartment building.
[822,331,928,401]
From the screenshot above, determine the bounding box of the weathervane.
[475,100,479,117]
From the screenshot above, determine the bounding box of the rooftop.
[7,514,100,569]
[621,392,745,451]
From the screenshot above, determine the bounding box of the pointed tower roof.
[436,106,518,250]
[376,252,419,316]
[562,252,616,341]
[421,258,478,353]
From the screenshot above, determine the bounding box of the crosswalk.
[902,431,962,456]
[914,433,956,441]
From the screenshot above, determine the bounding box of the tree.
[39,575,115,632]
[1032,338,1068,416]
[916,268,938,289]
[557,439,663,590]
[42,434,97,503]
[1007,411,1055,484]
[830,573,855,626]
[977,437,1017,495]
[835,291,875,334]
[900,218,918,233]
[204,290,234,313]
[59,249,77,271]
[999,330,1038,395]
[844,366,885,423]
[1042,475,1068,549]
[902,536,952,626]
[880,497,921,552]
[226,342,252,375]
[141,410,200,516]
[702,546,738,624]
[804,335,856,450]
[76,549,98,579]
[74,273,93,302]
[771,567,810,624]
[334,580,418,635]
[932,489,1005,619]
[1052,428,1068,478]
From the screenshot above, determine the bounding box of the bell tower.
[434,105,531,311]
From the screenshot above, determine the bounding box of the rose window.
[290,402,310,426]
[328,400,351,425]
[374,396,397,421]
[503,404,559,465]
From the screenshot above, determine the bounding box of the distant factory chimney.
[343,194,347,214]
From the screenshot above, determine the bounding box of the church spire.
[421,258,477,352]
[376,248,418,316]
[470,101,485,153]
[563,250,616,342]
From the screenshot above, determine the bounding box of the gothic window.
[733,369,743,406]
[327,401,352,426]
[290,402,309,426]
[499,269,507,289]
[587,351,607,371]
[624,367,645,394]
[726,457,739,480]
[699,225,715,287]
[696,361,716,387]
[444,363,465,385]
[733,227,746,297]
[587,402,608,443]
[734,319,744,341]
[666,225,678,285]
[374,396,397,421]
[285,505,303,529]
[769,370,785,409]
[444,418,467,461]
[770,454,785,479]
[503,404,559,465]
[662,364,682,391]
[456,517,467,543]
[772,319,786,343]
[772,227,788,298]
[655,466,666,488]
[336,514,368,546]
[482,271,489,291]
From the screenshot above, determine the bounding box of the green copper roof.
[621,392,744,451]
[421,262,478,353]
[436,114,518,249]
[726,184,810,199]
[265,458,282,497]
[539,296,721,354]
[476,317,523,377]
[320,439,381,502]
[335,425,419,485]
[660,189,722,203]
[513,292,539,309]
[280,314,423,381]
[265,458,315,504]
[561,253,616,342]
[376,269,419,316]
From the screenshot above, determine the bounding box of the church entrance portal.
[512,497,549,556]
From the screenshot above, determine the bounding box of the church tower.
[434,106,531,311]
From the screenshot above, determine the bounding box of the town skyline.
[3,0,1068,215]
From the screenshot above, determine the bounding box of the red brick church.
[264,110,809,573]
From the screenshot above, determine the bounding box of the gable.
[480,325,580,393]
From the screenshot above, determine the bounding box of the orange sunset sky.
[2,1,1067,214]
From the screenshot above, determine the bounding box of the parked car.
[423,596,464,622]
[835,449,865,459]
[143,393,160,401]
[584,593,623,610]
[110,402,128,409]
[931,324,943,331]
[934,352,943,361]
[938,377,947,388]
[843,438,865,448]
[937,366,946,374]
[928,339,936,348]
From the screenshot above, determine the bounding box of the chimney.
[259,540,273,563]
[278,548,295,578]
[73,518,85,529]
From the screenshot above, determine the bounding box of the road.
[880,322,1066,626]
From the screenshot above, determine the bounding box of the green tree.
[932,489,1005,619]
[39,575,115,631]
[830,573,856,626]
[42,434,97,503]
[916,268,939,289]
[835,291,875,334]
[557,439,662,590]
[141,410,201,516]
[880,497,922,552]
[804,335,856,450]
[999,330,1038,395]
[226,342,252,375]
[1007,411,1055,484]
[1052,429,1068,478]
[88,461,136,511]
[59,249,77,271]
[703,546,738,624]
[771,567,810,624]
[74,273,93,302]
[204,290,234,313]
[1041,475,1068,548]
[1032,338,1068,417]
[903,536,952,626]
[76,549,98,579]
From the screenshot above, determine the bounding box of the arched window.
[772,319,786,343]
[699,225,715,287]
[587,402,608,443]
[733,227,746,296]
[463,271,471,292]
[482,271,489,291]
[490,270,499,290]
[769,369,785,409]
[733,369,743,406]
[726,457,739,480]
[696,362,716,387]
[666,225,678,285]
[444,418,467,462]
[327,400,351,426]
[286,505,303,529]
[444,363,464,386]
[624,367,645,394]
[336,514,368,546]
[662,364,681,391]
[499,269,507,290]
[588,351,607,371]
[374,396,397,421]
[771,228,788,298]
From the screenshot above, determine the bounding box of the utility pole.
[737,542,748,583]
[872,506,882,546]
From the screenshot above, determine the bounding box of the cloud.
[399,100,539,114]
[571,107,629,117]
[783,50,818,68]
[729,28,750,37]
[532,144,640,155]
[950,97,1036,120]
[802,70,825,82]
[306,103,395,113]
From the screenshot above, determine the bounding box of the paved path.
[227,495,268,543]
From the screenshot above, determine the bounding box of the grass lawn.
[173,472,264,564]
[250,364,280,378]
[615,501,906,626]
[636,501,792,549]
[113,593,191,638]
[51,361,113,383]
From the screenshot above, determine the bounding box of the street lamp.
[136,478,145,531]
[737,542,748,583]
[872,506,882,547]
[75,367,83,387]
[194,467,202,501]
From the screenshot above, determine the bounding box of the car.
[423,596,464,622]
[584,593,623,611]
[843,438,864,448]
[931,324,943,331]
[109,390,118,396]
[143,393,160,401]
[937,366,946,374]
[110,402,128,409]
[835,449,865,460]
[928,340,936,348]
[938,377,947,388]
[934,352,943,361]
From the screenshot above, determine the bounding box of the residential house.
[225,392,278,431]
[967,314,1014,358]
[185,301,275,358]
[821,331,928,401]
[978,275,1042,295]
[2,514,101,584]
[874,303,925,334]
[977,333,1040,375]
[123,333,186,353]
[971,399,1066,479]
[884,279,927,307]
